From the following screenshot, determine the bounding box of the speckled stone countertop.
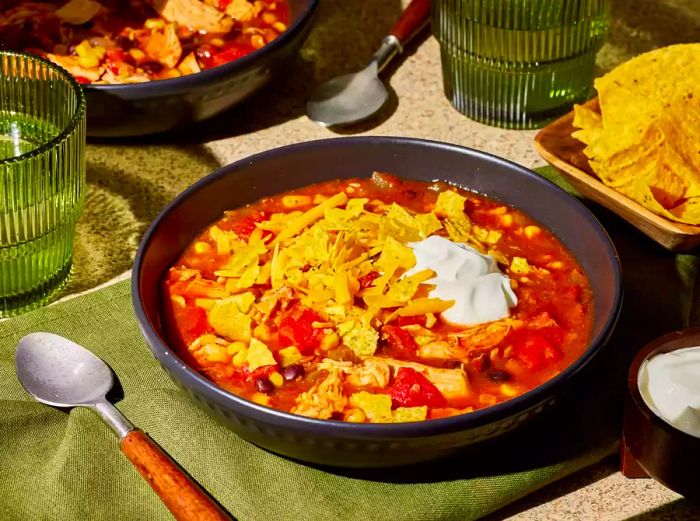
[76,0,700,518]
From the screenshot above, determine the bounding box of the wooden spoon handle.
[121,430,232,521]
[389,0,431,46]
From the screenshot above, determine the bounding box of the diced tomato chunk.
[382,325,419,359]
[74,76,91,84]
[231,210,270,240]
[513,331,563,370]
[180,306,211,345]
[390,367,447,408]
[278,304,323,354]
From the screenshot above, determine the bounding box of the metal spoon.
[15,332,231,521]
[307,0,431,127]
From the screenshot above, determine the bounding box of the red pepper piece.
[208,45,254,68]
[358,271,380,289]
[390,367,447,408]
[382,325,419,358]
[513,331,563,370]
[278,304,323,354]
[395,315,427,327]
[74,76,91,84]
[231,210,270,240]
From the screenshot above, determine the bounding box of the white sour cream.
[406,235,517,326]
[638,346,700,438]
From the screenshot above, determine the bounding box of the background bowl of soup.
[132,136,622,467]
[0,0,319,137]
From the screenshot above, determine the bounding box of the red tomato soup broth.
[162,174,594,423]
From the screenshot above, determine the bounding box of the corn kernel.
[170,294,186,307]
[251,34,265,49]
[320,331,340,350]
[262,11,277,24]
[210,37,225,47]
[524,225,541,239]
[253,323,272,341]
[128,48,145,61]
[226,341,247,356]
[269,372,284,387]
[202,343,228,363]
[478,393,498,406]
[193,241,211,254]
[272,21,287,32]
[500,383,522,398]
[144,18,165,29]
[425,313,436,328]
[500,214,513,227]
[547,261,564,270]
[343,408,366,423]
[251,393,270,406]
[232,348,248,366]
[282,195,312,208]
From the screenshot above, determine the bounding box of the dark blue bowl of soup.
[132,136,622,467]
[84,0,318,137]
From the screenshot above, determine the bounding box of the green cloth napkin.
[0,167,698,521]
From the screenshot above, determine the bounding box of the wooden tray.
[534,99,700,252]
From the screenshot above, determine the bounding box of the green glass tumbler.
[432,0,612,129]
[0,52,86,317]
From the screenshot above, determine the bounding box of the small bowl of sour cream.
[624,328,700,501]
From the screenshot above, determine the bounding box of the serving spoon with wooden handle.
[307,0,431,127]
[15,332,231,521]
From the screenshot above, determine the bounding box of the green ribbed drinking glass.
[0,52,86,317]
[433,0,612,129]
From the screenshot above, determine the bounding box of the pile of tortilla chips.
[572,44,700,225]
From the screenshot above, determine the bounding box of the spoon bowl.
[306,63,389,127]
[16,332,113,407]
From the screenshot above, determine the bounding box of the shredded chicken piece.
[451,319,514,352]
[225,0,260,22]
[319,358,391,389]
[417,341,460,360]
[151,0,233,33]
[367,356,471,400]
[291,371,347,419]
[141,23,182,68]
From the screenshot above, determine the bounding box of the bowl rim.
[84,0,319,93]
[132,136,623,436]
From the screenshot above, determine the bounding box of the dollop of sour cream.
[406,235,517,326]
[638,346,700,438]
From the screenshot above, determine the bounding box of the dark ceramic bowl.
[624,328,700,501]
[85,0,318,137]
[132,137,622,467]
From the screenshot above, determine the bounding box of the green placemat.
[0,167,697,521]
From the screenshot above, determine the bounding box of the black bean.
[487,370,511,382]
[140,61,163,74]
[282,364,304,381]
[115,36,133,51]
[254,377,273,393]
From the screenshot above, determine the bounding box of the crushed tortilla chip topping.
[164,175,590,425]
